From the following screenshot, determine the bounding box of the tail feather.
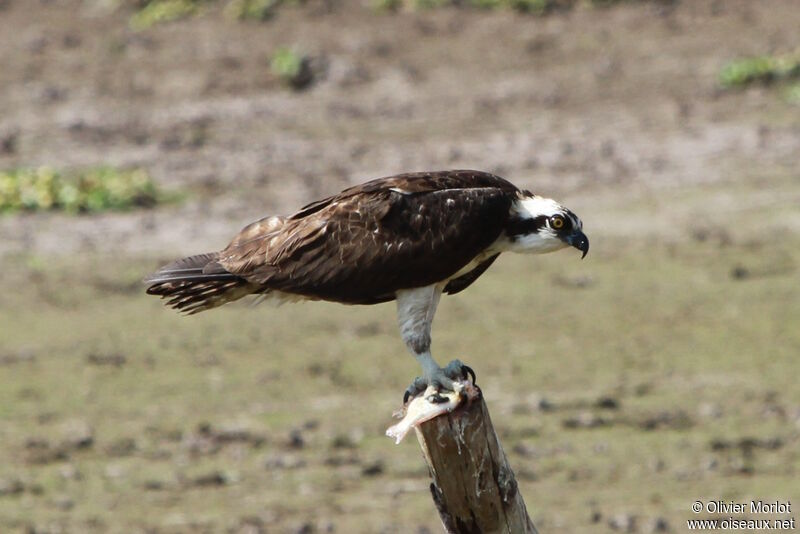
[145,252,256,314]
[144,253,224,284]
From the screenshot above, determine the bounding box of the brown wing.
[216,171,517,304]
[291,169,519,219]
[201,215,288,276]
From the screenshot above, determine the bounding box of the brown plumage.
[146,170,522,313]
[146,169,591,399]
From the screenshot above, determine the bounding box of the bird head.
[505,194,589,258]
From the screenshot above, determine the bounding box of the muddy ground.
[0,0,798,532]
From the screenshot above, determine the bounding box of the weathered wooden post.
[413,388,538,533]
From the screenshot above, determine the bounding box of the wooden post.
[414,390,538,534]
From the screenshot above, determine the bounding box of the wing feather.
[218,170,516,303]
[444,253,501,295]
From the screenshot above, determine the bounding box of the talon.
[403,376,428,404]
[404,360,475,403]
[462,364,476,385]
[441,359,475,386]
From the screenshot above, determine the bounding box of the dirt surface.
[0,0,799,533]
[1,0,798,258]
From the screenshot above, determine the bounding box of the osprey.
[146,170,588,400]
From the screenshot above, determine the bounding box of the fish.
[386,381,475,444]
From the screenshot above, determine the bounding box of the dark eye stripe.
[564,210,581,229]
[507,215,548,237]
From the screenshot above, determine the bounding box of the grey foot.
[403,359,476,404]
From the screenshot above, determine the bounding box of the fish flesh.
[386,382,468,444]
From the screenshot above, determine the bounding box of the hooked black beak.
[567,230,589,259]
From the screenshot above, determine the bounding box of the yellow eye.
[551,216,565,229]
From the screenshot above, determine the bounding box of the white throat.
[505,231,568,254]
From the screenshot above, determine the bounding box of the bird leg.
[396,286,477,404]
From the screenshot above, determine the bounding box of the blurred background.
[0,0,798,532]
